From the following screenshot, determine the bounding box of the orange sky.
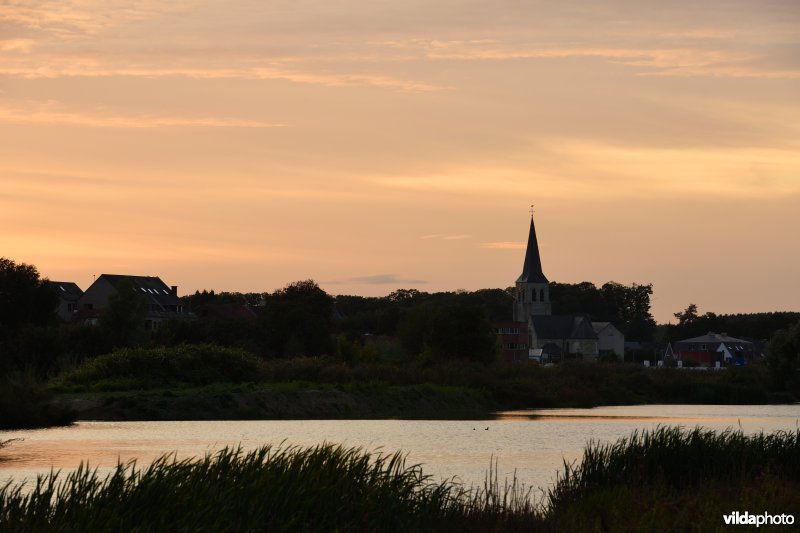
[1,1,798,322]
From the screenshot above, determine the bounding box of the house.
[507,215,600,362]
[494,321,529,362]
[46,281,84,322]
[674,332,755,366]
[78,274,186,330]
[592,322,625,357]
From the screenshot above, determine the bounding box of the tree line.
[2,256,797,385]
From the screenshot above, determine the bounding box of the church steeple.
[514,213,551,319]
[516,215,549,285]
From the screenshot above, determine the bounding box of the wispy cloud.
[331,274,427,285]
[420,234,470,240]
[0,101,282,128]
[481,242,526,250]
[0,60,446,91]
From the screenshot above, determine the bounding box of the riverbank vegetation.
[2,256,799,426]
[49,343,793,421]
[1,427,798,531]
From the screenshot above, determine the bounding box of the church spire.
[516,214,548,284]
[513,212,551,320]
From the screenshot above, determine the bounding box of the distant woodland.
[2,256,799,378]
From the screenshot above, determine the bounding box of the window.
[700,344,707,350]
[84,303,93,310]
[540,288,545,301]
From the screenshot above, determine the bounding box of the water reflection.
[1,404,798,492]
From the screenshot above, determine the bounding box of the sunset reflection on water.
[2,404,799,492]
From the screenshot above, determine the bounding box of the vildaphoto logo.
[723,511,795,527]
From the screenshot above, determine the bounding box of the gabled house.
[78,274,185,330]
[675,332,754,366]
[592,322,625,357]
[46,281,84,322]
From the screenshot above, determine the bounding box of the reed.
[0,444,541,532]
[2,428,798,531]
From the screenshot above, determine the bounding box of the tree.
[674,304,699,326]
[600,282,657,342]
[0,257,58,329]
[99,279,147,348]
[764,320,800,392]
[397,302,497,364]
[262,280,334,357]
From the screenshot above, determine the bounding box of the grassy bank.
[59,382,496,421]
[49,344,793,422]
[2,427,798,531]
[0,373,75,430]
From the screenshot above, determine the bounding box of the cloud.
[0,101,282,128]
[332,274,427,285]
[420,234,470,240]
[481,242,526,250]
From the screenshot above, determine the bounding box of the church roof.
[516,216,549,284]
[531,314,597,340]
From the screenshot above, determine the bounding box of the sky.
[1,0,798,323]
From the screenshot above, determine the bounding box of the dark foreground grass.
[0,444,539,532]
[2,427,799,532]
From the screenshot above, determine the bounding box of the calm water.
[2,404,799,492]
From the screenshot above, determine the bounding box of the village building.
[46,281,84,322]
[592,322,625,357]
[674,332,754,367]
[78,274,185,330]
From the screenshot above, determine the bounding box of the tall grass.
[3,428,799,531]
[0,444,539,532]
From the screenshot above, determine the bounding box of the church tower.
[513,214,551,320]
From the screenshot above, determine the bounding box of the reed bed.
[2,427,799,531]
[0,444,540,532]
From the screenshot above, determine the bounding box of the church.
[496,215,607,363]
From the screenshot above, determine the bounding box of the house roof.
[532,314,597,340]
[97,274,181,307]
[678,332,752,345]
[46,281,83,301]
[592,322,610,333]
[516,216,549,284]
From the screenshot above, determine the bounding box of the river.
[2,404,799,493]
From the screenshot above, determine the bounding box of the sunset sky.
[1,0,798,322]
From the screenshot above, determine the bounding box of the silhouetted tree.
[765,320,800,392]
[99,279,147,348]
[262,280,334,357]
[0,257,58,329]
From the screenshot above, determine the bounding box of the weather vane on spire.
[530,204,535,217]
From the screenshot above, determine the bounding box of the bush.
[0,372,75,429]
[54,344,265,392]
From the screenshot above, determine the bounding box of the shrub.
[54,344,264,391]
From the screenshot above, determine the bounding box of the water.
[2,404,799,493]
